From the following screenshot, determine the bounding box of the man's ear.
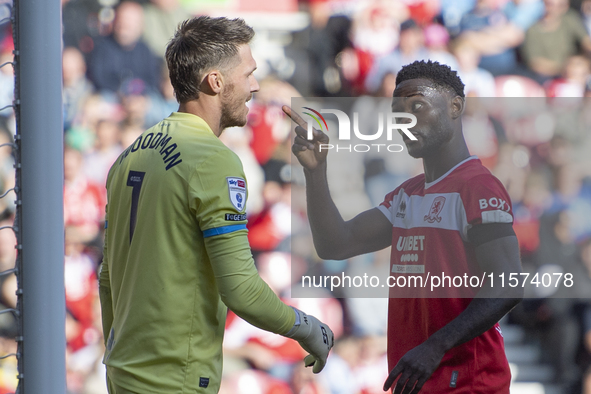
[202,71,223,95]
[450,96,465,119]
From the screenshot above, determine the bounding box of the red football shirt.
[378,156,512,393]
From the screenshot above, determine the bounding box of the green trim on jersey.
[100,112,294,393]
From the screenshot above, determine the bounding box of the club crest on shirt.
[227,177,246,212]
[424,196,446,223]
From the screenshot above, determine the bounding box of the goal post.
[14,0,66,391]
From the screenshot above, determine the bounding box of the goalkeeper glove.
[285,307,334,373]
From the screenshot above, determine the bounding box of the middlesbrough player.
[285,60,522,393]
[99,17,333,394]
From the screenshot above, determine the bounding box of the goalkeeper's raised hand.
[285,307,334,373]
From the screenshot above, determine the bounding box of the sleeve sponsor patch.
[478,197,509,211]
[481,210,513,224]
[225,213,246,221]
[226,177,246,212]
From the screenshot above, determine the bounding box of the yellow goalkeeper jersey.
[100,112,294,393]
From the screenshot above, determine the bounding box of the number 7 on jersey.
[127,171,146,243]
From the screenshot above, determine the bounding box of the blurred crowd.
[0,0,590,392]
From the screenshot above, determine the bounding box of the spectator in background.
[512,171,552,264]
[522,0,591,81]
[61,0,101,53]
[350,1,406,60]
[455,0,543,76]
[82,119,122,190]
[450,37,496,97]
[63,146,105,243]
[308,15,353,96]
[87,1,160,95]
[142,0,192,59]
[347,1,407,94]
[64,226,100,354]
[64,223,106,394]
[423,23,458,71]
[364,19,429,94]
[545,163,591,242]
[439,0,477,36]
[66,94,122,153]
[247,159,292,254]
[504,0,545,32]
[118,78,155,128]
[405,0,441,26]
[551,83,591,171]
[457,0,525,76]
[545,55,591,98]
[63,47,94,131]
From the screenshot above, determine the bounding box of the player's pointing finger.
[282,105,308,130]
[284,105,329,144]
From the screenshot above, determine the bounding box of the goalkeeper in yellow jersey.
[99,16,334,394]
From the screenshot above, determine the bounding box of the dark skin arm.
[383,235,523,394]
[284,105,392,260]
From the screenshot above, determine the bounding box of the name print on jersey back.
[118,122,183,171]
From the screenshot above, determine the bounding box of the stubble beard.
[220,83,247,130]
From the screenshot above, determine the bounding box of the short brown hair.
[165,16,254,103]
